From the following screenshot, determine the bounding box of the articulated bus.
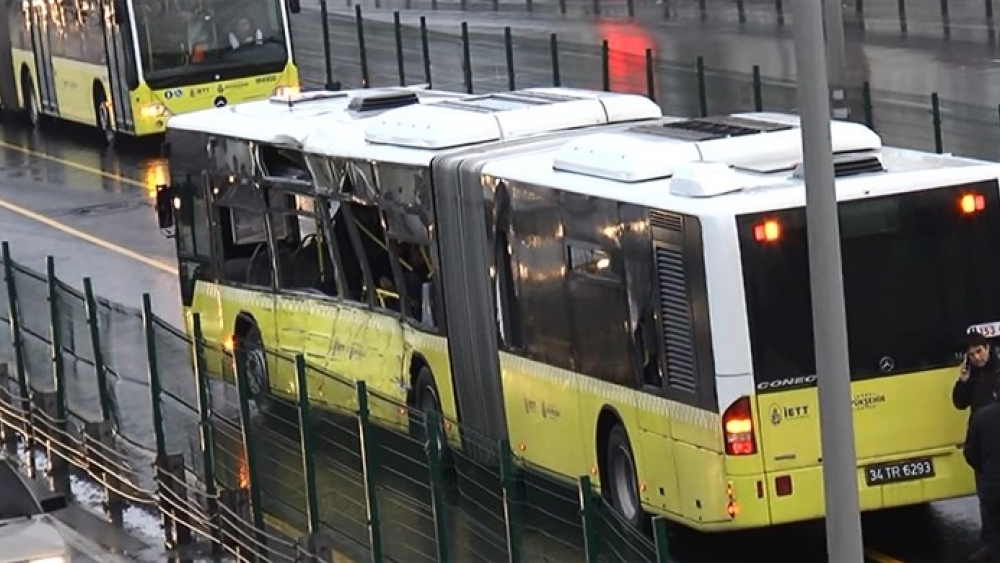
[157,86,994,532]
[0,0,301,145]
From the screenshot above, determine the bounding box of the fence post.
[355,5,370,87]
[45,256,69,496]
[84,420,124,525]
[898,0,908,34]
[737,0,746,23]
[192,314,221,555]
[645,48,655,102]
[393,11,406,86]
[504,27,515,91]
[319,0,339,90]
[357,381,384,562]
[578,475,600,563]
[499,439,523,563]
[550,34,561,87]
[420,16,432,88]
[931,92,943,154]
[82,278,112,422]
[559,0,566,15]
[696,56,707,117]
[653,516,671,562]
[752,65,763,112]
[295,355,320,534]
[940,0,950,39]
[143,293,185,548]
[424,409,450,563]
[233,337,266,561]
[626,0,634,18]
[592,0,600,16]
[601,40,610,91]
[775,0,784,25]
[1,242,33,477]
[461,22,473,94]
[862,81,874,129]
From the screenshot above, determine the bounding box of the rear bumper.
[720,447,974,530]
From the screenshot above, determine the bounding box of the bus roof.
[297,88,662,165]
[479,112,1000,217]
[164,86,466,145]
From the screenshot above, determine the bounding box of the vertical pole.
[776,0,785,25]
[499,440,522,563]
[420,17,432,88]
[645,48,655,102]
[862,81,874,129]
[355,5,370,88]
[357,381,384,562]
[790,2,864,561]
[559,0,566,15]
[578,476,599,563]
[233,339,266,560]
[898,0,908,34]
[752,65,763,111]
[626,0,634,18]
[653,516,671,562]
[142,293,167,462]
[295,355,321,534]
[45,257,65,424]
[424,410,450,563]
[601,40,610,91]
[549,33,560,87]
[592,0,600,16]
[192,315,221,554]
[319,0,337,90]
[823,0,850,118]
[504,27,516,91]
[83,278,111,422]
[737,0,746,23]
[2,242,32,477]
[461,22,473,94]
[931,92,943,154]
[940,0,951,38]
[696,56,707,117]
[393,11,405,86]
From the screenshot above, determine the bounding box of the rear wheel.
[412,367,447,453]
[94,93,115,146]
[22,77,39,128]
[606,424,646,529]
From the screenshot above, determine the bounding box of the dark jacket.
[965,401,1000,491]
[953,349,1000,417]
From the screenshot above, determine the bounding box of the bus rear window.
[738,180,1000,391]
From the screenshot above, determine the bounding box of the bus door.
[99,0,135,132]
[26,0,55,113]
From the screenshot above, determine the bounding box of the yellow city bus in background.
[0,0,301,145]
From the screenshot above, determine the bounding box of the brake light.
[753,219,781,242]
[961,193,986,214]
[723,396,757,455]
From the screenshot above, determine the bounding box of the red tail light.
[723,396,757,456]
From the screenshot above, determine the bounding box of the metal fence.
[320,0,1000,44]
[0,240,673,562]
[290,6,1000,162]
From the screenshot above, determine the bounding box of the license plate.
[864,457,935,486]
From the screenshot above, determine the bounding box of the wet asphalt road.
[0,119,989,563]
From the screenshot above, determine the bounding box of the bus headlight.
[140,103,168,119]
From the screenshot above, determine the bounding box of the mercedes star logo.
[878,356,895,373]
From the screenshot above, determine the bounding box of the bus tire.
[236,322,274,415]
[606,423,647,530]
[21,73,38,128]
[93,89,115,147]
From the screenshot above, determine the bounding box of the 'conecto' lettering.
[756,375,818,391]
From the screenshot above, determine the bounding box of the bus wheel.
[412,367,448,455]
[95,97,115,147]
[607,424,645,529]
[22,79,38,128]
[238,324,273,415]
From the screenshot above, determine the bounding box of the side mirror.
[288,0,301,13]
[156,184,176,230]
[40,494,67,513]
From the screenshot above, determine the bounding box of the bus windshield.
[134,0,289,89]
[738,179,1000,390]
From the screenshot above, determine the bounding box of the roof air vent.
[349,91,421,112]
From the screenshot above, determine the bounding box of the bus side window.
[270,192,338,296]
[392,241,437,329]
[349,204,402,313]
[213,182,274,289]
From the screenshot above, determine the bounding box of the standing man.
[955,331,1000,561]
